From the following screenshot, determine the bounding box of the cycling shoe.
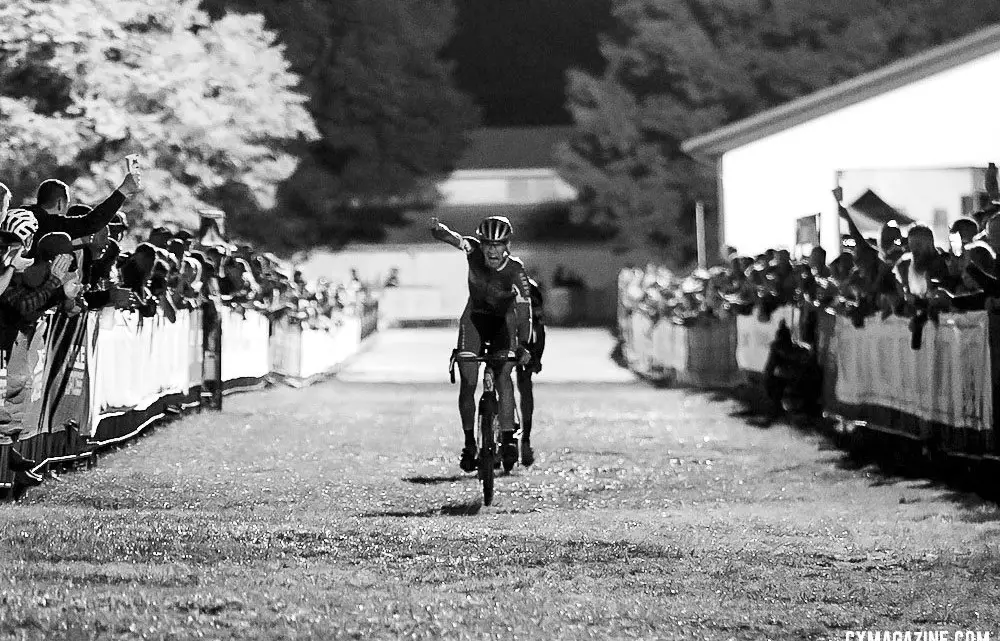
[501,436,518,471]
[521,440,535,467]
[459,445,479,473]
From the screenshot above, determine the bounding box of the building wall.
[720,48,1000,257]
[837,167,985,244]
[438,168,577,206]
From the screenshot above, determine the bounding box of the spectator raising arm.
[29,173,142,255]
[834,189,870,253]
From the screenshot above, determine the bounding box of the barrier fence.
[618,270,1000,464]
[0,299,379,492]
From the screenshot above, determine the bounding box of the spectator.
[894,224,954,298]
[384,267,400,288]
[763,320,822,422]
[24,171,140,258]
[951,218,979,248]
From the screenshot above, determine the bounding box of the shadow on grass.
[933,489,1000,522]
[679,379,1000,515]
[825,430,1000,517]
[402,475,470,485]
[361,500,482,518]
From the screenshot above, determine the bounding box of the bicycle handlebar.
[449,352,519,384]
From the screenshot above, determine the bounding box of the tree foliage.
[559,0,1000,267]
[0,0,317,232]
[204,0,480,254]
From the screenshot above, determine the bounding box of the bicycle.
[449,349,520,506]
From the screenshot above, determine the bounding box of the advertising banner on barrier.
[41,312,91,436]
[187,308,203,402]
[298,317,362,380]
[627,313,656,375]
[269,319,302,378]
[735,307,796,373]
[220,307,270,383]
[91,309,197,420]
[4,317,54,440]
[685,319,740,387]
[651,320,687,373]
[833,311,992,432]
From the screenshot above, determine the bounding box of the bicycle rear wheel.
[478,398,496,506]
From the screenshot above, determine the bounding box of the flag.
[796,214,820,246]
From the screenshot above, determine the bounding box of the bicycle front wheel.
[478,399,496,506]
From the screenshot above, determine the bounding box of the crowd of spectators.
[0,165,375,486]
[621,163,1000,347]
[619,163,1000,419]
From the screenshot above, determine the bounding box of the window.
[933,208,949,247]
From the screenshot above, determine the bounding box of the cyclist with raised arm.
[429,215,533,472]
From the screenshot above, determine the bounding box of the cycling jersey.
[431,225,533,348]
[527,277,544,326]
[460,236,532,317]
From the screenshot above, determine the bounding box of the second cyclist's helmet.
[476,216,513,243]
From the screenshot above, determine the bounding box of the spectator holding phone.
[23,164,141,258]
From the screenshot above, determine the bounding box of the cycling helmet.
[0,208,39,249]
[476,216,513,242]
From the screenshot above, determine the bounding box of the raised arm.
[57,173,140,239]
[429,217,472,253]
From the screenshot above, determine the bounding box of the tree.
[558,0,1000,267]
[203,0,480,254]
[0,0,317,232]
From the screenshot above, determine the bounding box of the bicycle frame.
[449,351,519,506]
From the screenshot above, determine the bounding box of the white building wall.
[720,48,1000,257]
[439,168,577,206]
[837,167,984,243]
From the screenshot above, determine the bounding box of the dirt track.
[1,329,999,640]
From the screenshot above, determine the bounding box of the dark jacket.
[25,190,125,257]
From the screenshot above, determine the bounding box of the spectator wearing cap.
[108,212,128,243]
[24,170,140,258]
[148,226,173,249]
[951,218,979,248]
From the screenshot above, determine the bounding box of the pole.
[695,201,707,269]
